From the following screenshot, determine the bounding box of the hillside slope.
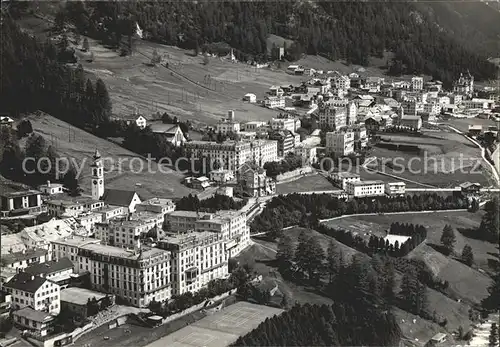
[49,1,498,86]
[24,113,194,199]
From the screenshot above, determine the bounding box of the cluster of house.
[179,110,318,195]
[256,70,496,133]
[0,150,252,340]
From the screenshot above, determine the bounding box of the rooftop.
[139,197,174,207]
[332,172,360,178]
[25,257,73,276]
[22,218,84,243]
[13,307,55,322]
[150,123,183,134]
[102,189,139,207]
[1,190,41,198]
[169,211,211,218]
[350,180,385,186]
[161,230,220,246]
[80,243,167,260]
[60,287,107,306]
[4,272,50,293]
[1,248,48,265]
[51,235,101,247]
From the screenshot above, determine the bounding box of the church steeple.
[91,149,104,200]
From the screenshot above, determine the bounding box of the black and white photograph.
[0,1,499,346]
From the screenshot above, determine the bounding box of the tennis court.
[145,301,283,347]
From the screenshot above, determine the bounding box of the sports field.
[145,302,283,347]
[371,130,492,187]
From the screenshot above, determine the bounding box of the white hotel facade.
[49,209,250,308]
[345,180,385,197]
[157,231,229,296]
[185,140,278,173]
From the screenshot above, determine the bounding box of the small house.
[428,332,447,345]
[243,93,257,103]
[0,116,14,128]
[468,124,482,136]
[455,182,481,199]
[192,176,211,190]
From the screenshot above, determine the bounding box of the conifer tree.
[276,235,294,267]
[461,244,474,266]
[489,323,498,347]
[325,240,340,283]
[440,224,456,255]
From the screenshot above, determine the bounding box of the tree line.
[263,153,304,178]
[0,123,80,195]
[55,1,497,87]
[175,193,246,212]
[250,193,468,236]
[0,18,112,130]
[368,222,428,256]
[232,301,401,346]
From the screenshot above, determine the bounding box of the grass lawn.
[25,113,194,199]
[236,242,334,306]
[76,37,306,126]
[276,174,335,194]
[322,211,497,272]
[322,210,495,308]
[371,130,492,187]
[238,226,367,306]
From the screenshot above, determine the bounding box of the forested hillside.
[414,1,500,58]
[53,1,498,87]
[231,302,401,346]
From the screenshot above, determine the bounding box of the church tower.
[91,149,104,200]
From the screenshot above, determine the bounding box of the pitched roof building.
[102,189,142,213]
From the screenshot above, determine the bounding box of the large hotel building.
[166,210,250,257]
[157,231,228,296]
[185,140,278,173]
[49,209,250,308]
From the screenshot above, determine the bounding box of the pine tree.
[415,279,427,315]
[382,259,396,307]
[82,37,90,52]
[94,78,112,124]
[479,198,499,242]
[489,323,498,347]
[276,235,294,267]
[440,224,456,255]
[482,259,500,312]
[325,240,340,283]
[400,272,415,311]
[461,244,474,266]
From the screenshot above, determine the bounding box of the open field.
[276,174,334,194]
[442,117,500,134]
[409,244,492,304]
[322,210,497,273]
[145,302,283,347]
[322,210,494,308]
[17,16,307,126]
[25,113,194,199]
[371,130,492,187]
[76,38,306,125]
